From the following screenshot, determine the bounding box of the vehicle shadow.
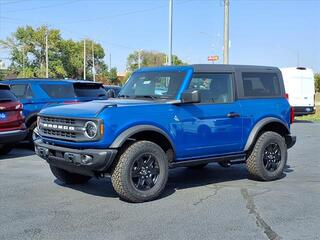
[0,144,35,160]
[294,120,314,124]
[54,163,293,201]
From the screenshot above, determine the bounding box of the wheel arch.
[25,112,38,127]
[110,125,176,162]
[244,117,290,152]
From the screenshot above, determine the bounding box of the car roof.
[2,78,102,84]
[137,64,279,73]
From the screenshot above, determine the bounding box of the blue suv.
[34,65,296,202]
[2,78,107,142]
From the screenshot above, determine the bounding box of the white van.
[281,67,315,116]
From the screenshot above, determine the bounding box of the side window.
[188,73,233,104]
[242,72,281,97]
[10,84,34,99]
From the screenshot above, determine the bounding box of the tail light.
[284,93,289,99]
[290,107,295,124]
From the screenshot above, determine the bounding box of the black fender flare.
[244,117,290,151]
[25,112,38,127]
[110,125,176,153]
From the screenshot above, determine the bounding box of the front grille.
[38,115,101,142]
[42,116,76,125]
[43,129,76,139]
[39,116,83,141]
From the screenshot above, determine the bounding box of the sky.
[0,0,319,73]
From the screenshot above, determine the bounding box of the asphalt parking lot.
[1,122,320,240]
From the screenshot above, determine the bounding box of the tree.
[315,73,320,93]
[126,50,186,72]
[0,25,109,80]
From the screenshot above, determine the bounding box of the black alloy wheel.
[130,153,160,191]
[263,143,281,172]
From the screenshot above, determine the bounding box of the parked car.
[281,67,316,116]
[2,78,108,142]
[103,85,121,98]
[34,64,296,202]
[0,84,27,155]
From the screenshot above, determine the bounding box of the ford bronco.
[34,64,296,202]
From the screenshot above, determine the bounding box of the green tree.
[0,25,109,80]
[126,50,186,72]
[315,73,320,93]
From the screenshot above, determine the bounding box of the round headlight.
[84,121,98,139]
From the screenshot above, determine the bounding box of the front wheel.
[50,165,91,184]
[111,141,168,203]
[246,131,287,181]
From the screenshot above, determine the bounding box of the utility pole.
[138,50,141,69]
[22,46,25,78]
[45,28,49,78]
[168,0,173,65]
[109,53,112,69]
[223,0,230,64]
[92,41,95,82]
[83,39,86,80]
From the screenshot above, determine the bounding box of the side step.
[169,153,246,168]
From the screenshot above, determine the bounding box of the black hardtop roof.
[191,64,280,72]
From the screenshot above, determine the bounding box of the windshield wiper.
[118,94,131,99]
[0,99,12,103]
[134,95,158,100]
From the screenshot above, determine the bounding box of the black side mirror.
[181,90,201,103]
[107,89,116,98]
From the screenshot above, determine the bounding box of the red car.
[0,84,27,155]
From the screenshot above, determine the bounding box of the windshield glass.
[119,71,186,99]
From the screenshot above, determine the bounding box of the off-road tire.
[0,145,13,155]
[50,165,91,184]
[111,141,168,203]
[188,163,208,169]
[246,131,287,181]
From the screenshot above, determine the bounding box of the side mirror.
[181,90,201,103]
[107,89,116,98]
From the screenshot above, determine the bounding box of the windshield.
[119,71,186,100]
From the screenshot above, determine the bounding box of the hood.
[39,99,161,118]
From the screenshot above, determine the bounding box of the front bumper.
[34,139,117,176]
[285,135,296,149]
[0,129,27,145]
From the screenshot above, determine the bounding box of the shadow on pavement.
[294,120,314,124]
[0,143,35,160]
[53,163,293,201]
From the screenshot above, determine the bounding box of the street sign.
[208,55,219,62]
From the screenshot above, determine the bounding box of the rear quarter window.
[40,84,76,99]
[74,83,107,98]
[242,72,281,98]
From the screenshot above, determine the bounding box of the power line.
[4,0,82,13]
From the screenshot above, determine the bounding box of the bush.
[315,73,320,93]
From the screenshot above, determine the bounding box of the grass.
[295,92,320,122]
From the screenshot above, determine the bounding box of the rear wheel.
[0,145,13,155]
[246,131,287,181]
[111,141,168,203]
[50,165,91,184]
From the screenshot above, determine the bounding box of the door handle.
[227,112,240,118]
